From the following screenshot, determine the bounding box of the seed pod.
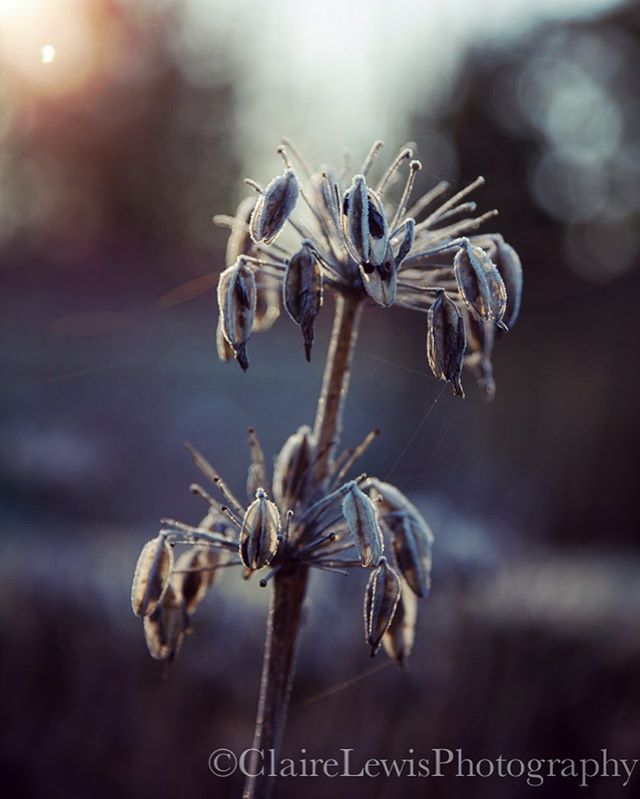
[365,189,389,267]
[239,488,281,570]
[427,290,466,397]
[312,171,341,230]
[217,257,257,371]
[366,479,433,598]
[391,217,415,268]
[382,578,417,668]
[283,241,323,360]
[143,585,190,661]
[342,483,384,567]
[249,169,299,244]
[272,425,314,509]
[226,195,257,265]
[364,558,401,656]
[454,242,506,325]
[342,174,370,264]
[131,535,173,617]
[172,546,219,615]
[491,236,523,329]
[359,243,397,308]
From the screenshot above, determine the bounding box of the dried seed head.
[272,425,314,509]
[249,169,299,244]
[454,242,507,325]
[391,217,415,268]
[342,483,385,567]
[491,236,523,329]
[427,289,467,397]
[382,578,417,668]
[143,585,190,661]
[131,535,173,617]
[239,488,281,570]
[359,243,397,308]
[217,257,257,371]
[226,195,257,265]
[283,241,323,360]
[172,546,219,615]
[364,558,401,656]
[366,478,433,598]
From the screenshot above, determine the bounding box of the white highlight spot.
[40,44,56,64]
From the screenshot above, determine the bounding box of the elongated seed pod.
[272,425,314,509]
[364,558,401,656]
[492,236,523,329]
[172,546,220,615]
[382,578,417,668]
[454,242,506,325]
[365,478,433,598]
[342,174,370,264]
[239,488,281,570]
[217,257,257,371]
[365,189,389,267]
[342,483,384,567]
[359,242,397,307]
[392,217,415,268]
[283,241,323,360]
[427,290,466,397]
[143,585,190,661]
[131,535,173,617]
[249,169,299,244]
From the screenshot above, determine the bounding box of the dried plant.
[131,139,523,798]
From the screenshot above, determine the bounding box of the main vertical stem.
[242,291,363,799]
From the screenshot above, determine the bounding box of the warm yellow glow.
[40,44,56,65]
[0,0,97,95]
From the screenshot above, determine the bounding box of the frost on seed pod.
[283,241,323,360]
[131,535,173,617]
[172,546,220,616]
[427,290,467,398]
[490,235,523,330]
[366,479,433,598]
[143,585,190,661]
[249,169,299,244]
[359,243,397,308]
[391,217,415,269]
[239,488,281,570]
[454,242,507,326]
[364,558,401,656]
[217,257,257,371]
[342,174,370,264]
[342,483,385,567]
[272,425,314,509]
[382,578,417,668]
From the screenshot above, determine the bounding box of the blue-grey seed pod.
[217,258,257,371]
[239,488,281,570]
[382,577,417,668]
[131,535,173,617]
[427,290,467,397]
[342,174,370,264]
[283,241,323,360]
[491,236,523,329]
[143,585,190,661]
[249,169,299,244]
[365,189,389,267]
[342,483,385,567]
[272,425,315,510]
[366,479,433,598]
[391,217,415,268]
[454,242,506,325]
[359,242,397,307]
[364,558,401,656]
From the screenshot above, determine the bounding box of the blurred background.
[1,0,639,797]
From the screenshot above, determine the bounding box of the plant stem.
[242,567,308,799]
[313,291,363,485]
[243,292,363,799]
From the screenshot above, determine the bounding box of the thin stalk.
[312,292,364,484]
[242,567,309,799]
[243,291,363,799]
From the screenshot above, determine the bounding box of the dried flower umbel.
[214,138,523,399]
[131,138,523,799]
